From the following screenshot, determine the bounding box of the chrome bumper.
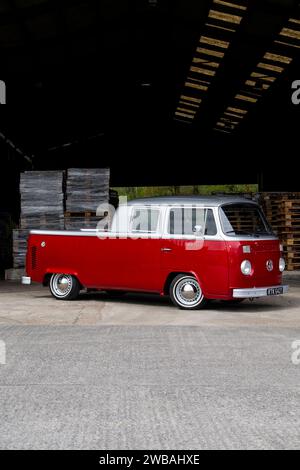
[233,285,289,299]
[22,276,32,285]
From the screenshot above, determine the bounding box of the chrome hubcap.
[51,274,73,297]
[175,277,203,307]
[182,283,197,300]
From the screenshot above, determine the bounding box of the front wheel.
[170,275,207,310]
[49,274,80,301]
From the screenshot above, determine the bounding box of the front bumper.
[233,285,289,299]
[22,276,32,285]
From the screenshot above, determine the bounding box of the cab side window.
[131,208,160,233]
[168,208,217,236]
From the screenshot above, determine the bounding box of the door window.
[168,208,217,236]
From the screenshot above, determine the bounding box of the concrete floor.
[0,281,300,449]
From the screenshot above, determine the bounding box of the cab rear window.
[131,208,160,233]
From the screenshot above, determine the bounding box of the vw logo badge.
[266,260,274,272]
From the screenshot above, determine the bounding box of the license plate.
[267,287,283,296]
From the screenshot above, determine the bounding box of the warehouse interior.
[1,0,300,179]
[1,0,300,275]
[2,1,300,452]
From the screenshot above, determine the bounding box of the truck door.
[161,207,229,297]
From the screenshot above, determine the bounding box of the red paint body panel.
[27,235,163,292]
[227,239,282,289]
[160,239,229,297]
[26,233,283,300]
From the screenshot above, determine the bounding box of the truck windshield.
[220,204,274,237]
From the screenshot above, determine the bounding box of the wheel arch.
[43,270,83,289]
[163,271,202,296]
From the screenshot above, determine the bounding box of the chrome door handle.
[161,248,172,252]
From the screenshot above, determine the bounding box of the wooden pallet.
[285,252,300,260]
[64,212,105,231]
[259,193,300,271]
[261,193,300,201]
[269,214,300,220]
[20,215,64,230]
[271,228,300,235]
[284,244,300,252]
[284,241,300,249]
[273,227,300,234]
[270,218,300,224]
[65,211,97,218]
[287,262,300,271]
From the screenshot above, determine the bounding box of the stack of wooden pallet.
[20,171,65,230]
[13,171,65,268]
[0,212,13,273]
[12,230,28,269]
[64,211,102,231]
[260,193,300,271]
[65,168,110,230]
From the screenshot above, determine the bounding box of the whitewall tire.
[170,275,207,310]
[49,274,80,301]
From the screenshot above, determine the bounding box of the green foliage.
[112,185,258,201]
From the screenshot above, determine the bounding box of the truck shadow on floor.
[60,290,299,313]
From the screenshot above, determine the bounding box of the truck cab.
[22,196,288,310]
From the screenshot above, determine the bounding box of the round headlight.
[241,260,252,276]
[279,258,285,272]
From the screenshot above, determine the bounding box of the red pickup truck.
[22,196,288,310]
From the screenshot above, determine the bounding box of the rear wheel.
[170,274,207,310]
[49,274,80,301]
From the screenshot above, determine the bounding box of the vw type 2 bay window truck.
[22,197,288,310]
